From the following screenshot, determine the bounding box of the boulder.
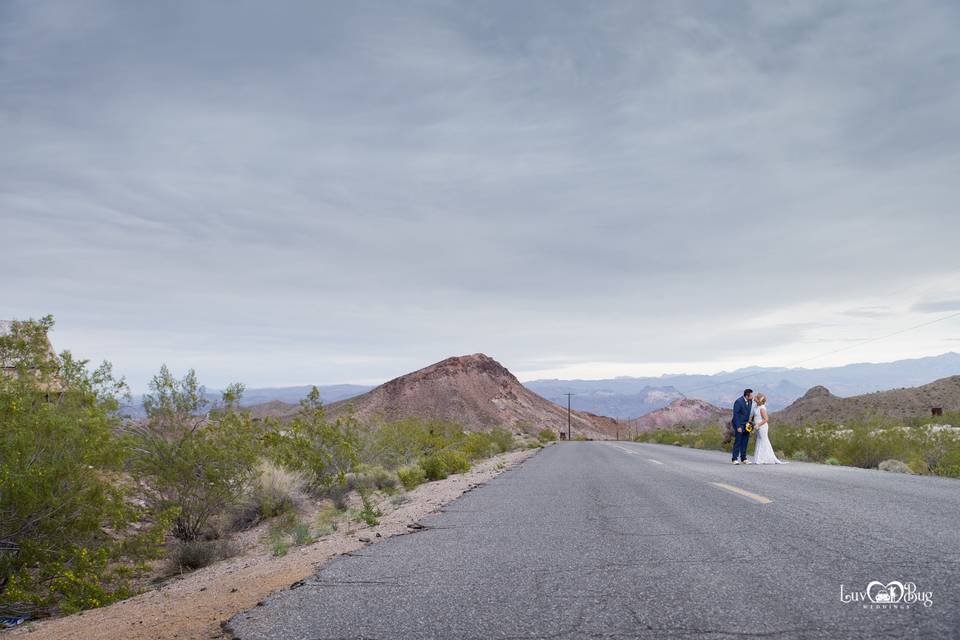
[878,459,913,474]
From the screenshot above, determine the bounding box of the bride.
[751,393,786,464]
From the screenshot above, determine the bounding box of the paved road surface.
[226,442,960,639]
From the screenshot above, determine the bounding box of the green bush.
[790,450,810,462]
[268,529,290,557]
[825,457,841,465]
[128,368,259,542]
[538,429,558,443]
[262,387,359,490]
[347,465,399,492]
[292,521,314,546]
[933,448,960,477]
[266,513,314,555]
[0,317,144,616]
[419,449,471,481]
[357,490,382,526]
[397,464,427,490]
[420,453,450,481]
[487,427,516,453]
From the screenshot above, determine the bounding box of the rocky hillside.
[773,375,960,425]
[626,398,730,432]
[318,354,619,439]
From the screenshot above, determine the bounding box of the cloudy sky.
[2,0,959,392]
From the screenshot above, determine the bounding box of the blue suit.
[731,396,754,461]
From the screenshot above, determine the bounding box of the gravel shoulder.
[7,448,538,640]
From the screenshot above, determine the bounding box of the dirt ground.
[8,448,537,640]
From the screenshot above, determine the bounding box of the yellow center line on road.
[709,482,773,505]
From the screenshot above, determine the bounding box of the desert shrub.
[263,387,359,490]
[128,368,259,542]
[358,417,461,469]
[825,457,841,465]
[907,454,929,475]
[397,464,427,490]
[319,481,352,511]
[933,447,960,477]
[487,427,516,453]
[538,429,559,443]
[790,450,810,462]
[420,450,471,481]
[357,490,382,526]
[833,420,912,468]
[292,521,314,546]
[460,432,498,459]
[232,461,308,531]
[420,453,450,481]
[526,441,542,449]
[268,529,290,557]
[315,505,343,536]
[167,539,238,573]
[0,317,144,617]
[348,465,398,492]
[266,513,314,555]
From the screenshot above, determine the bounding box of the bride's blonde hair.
[755,393,767,406]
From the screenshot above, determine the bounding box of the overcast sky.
[2,0,959,392]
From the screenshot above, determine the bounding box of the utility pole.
[564,393,573,441]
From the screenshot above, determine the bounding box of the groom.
[731,389,754,465]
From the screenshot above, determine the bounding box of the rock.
[358,536,371,543]
[878,459,913,474]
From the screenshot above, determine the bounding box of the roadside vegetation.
[0,316,524,622]
[632,414,960,477]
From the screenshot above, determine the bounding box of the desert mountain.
[323,353,619,439]
[626,398,730,432]
[773,375,960,425]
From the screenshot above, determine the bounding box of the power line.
[681,310,960,395]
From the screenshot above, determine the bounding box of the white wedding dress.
[751,405,786,464]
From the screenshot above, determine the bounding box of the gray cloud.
[2,1,959,390]
[912,300,960,314]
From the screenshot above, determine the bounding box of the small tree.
[128,367,258,541]
[0,316,135,616]
[263,387,358,490]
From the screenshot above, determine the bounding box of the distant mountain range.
[524,352,960,417]
[122,352,960,422]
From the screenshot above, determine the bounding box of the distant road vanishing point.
[226,443,960,639]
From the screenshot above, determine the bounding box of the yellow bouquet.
[745,422,753,433]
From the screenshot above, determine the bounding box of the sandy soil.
[7,448,538,640]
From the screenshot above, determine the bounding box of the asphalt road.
[225,442,960,639]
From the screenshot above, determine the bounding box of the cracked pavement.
[225,442,960,639]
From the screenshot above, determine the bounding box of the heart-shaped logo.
[866,580,905,604]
